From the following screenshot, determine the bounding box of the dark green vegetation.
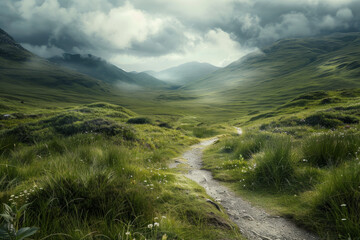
[204,89,360,239]
[0,102,240,240]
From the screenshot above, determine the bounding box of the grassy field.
[0,101,242,240]
[203,89,360,239]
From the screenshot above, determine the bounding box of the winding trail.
[171,128,318,240]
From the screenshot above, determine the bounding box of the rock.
[242,214,254,221]
[206,199,222,212]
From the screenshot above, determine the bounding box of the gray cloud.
[227,0,360,46]
[1,0,360,71]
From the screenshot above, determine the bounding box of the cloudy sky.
[1,0,360,71]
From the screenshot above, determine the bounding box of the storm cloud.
[1,0,360,71]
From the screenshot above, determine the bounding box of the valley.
[1,27,360,240]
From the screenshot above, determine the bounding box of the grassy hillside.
[0,28,121,103]
[182,33,360,116]
[49,53,168,88]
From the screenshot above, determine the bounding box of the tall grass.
[248,136,296,191]
[302,132,360,167]
[310,162,360,239]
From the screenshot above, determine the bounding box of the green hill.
[183,32,360,115]
[0,28,118,105]
[49,53,168,89]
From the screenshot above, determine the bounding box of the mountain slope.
[183,32,360,113]
[0,28,116,104]
[49,53,168,88]
[147,62,219,84]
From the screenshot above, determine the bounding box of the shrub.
[293,91,328,101]
[2,125,35,143]
[48,113,82,126]
[302,132,360,167]
[320,98,341,105]
[55,118,136,140]
[305,113,343,128]
[310,162,360,239]
[127,117,152,124]
[305,112,359,128]
[158,122,172,128]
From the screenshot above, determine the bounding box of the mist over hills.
[0,28,114,102]
[49,53,168,89]
[146,61,219,85]
[1,27,360,116]
[183,32,360,111]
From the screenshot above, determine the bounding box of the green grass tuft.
[309,162,360,239]
[302,131,360,167]
[248,136,296,191]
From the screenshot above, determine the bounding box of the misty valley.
[1,1,360,240]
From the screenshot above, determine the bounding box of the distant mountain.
[146,62,219,84]
[0,28,115,103]
[49,53,167,89]
[183,32,360,111]
[0,29,31,61]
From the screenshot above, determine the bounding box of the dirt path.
[171,131,318,240]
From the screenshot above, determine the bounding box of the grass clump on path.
[248,136,296,191]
